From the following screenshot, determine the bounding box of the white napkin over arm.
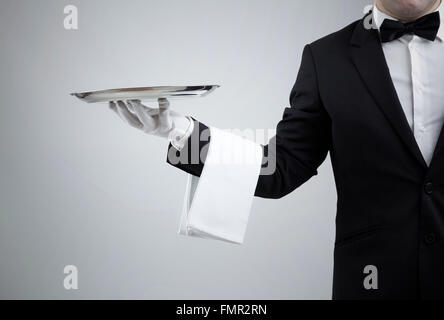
[178,127,263,244]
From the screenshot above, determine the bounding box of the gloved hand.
[109,98,194,150]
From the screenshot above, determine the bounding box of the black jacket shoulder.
[308,19,362,54]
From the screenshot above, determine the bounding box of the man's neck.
[375,0,442,22]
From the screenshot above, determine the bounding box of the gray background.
[0,0,370,299]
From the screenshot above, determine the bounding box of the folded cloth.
[178,127,263,244]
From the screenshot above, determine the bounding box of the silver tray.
[71,85,220,103]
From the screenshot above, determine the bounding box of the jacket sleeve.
[255,44,331,198]
[166,44,331,199]
[166,119,210,177]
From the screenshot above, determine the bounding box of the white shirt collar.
[373,1,444,41]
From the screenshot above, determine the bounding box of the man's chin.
[379,0,440,21]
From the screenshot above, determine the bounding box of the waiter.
[109,0,444,299]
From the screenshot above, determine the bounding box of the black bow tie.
[380,11,440,43]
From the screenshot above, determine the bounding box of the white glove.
[109,98,194,150]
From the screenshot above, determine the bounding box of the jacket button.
[425,233,437,245]
[424,182,434,195]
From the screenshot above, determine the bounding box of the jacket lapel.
[429,126,444,167]
[350,17,427,168]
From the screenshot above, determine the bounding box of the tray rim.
[71,85,220,100]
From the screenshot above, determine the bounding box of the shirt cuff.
[170,116,194,151]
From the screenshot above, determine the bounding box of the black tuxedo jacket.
[167,15,444,299]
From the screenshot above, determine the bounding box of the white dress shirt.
[373,3,444,166]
